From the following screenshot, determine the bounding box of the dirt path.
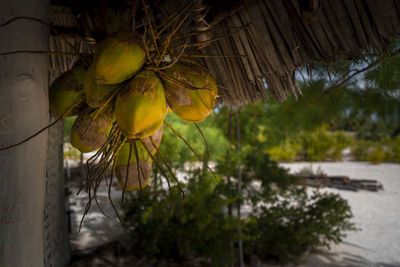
[67,168,124,252]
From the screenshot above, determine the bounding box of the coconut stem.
[156,3,191,38]
[155,70,210,91]
[150,43,187,71]
[133,139,143,195]
[194,123,209,159]
[164,121,215,177]
[138,138,173,208]
[142,0,160,57]
[171,37,223,51]
[156,12,190,68]
[121,142,133,203]
[79,130,126,227]
[149,136,185,199]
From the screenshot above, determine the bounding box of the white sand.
[279,162,400,267]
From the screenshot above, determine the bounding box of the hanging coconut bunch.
[41,0,224,223]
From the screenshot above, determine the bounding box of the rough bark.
[0,0,50,266]
[44,115,70,267]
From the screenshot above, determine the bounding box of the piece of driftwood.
[294,174,384,192]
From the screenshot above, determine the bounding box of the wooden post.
[0,0,50,266]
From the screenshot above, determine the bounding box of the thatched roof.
[50,0,400,106]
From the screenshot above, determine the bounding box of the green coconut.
[49,58,91,118]
[163,63,218,123]
[92,30,146,85]
[70,106,113,153]
[115,125,163,191]
[83,65,120,108]
[114,70,167,139]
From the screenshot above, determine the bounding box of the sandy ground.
[68,161,400,266]
[279,162,400,267]
[66,158,125,252]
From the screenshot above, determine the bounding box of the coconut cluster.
[49,29,218,192]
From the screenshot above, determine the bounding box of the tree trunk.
[44,115,70,267]
[0,0,50,266]
[235,109,244,267]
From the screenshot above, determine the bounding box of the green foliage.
[351,136,400,163]
[366,148,386,164]
[237,149,355,263]
[122,144,355,265]
[63,143,81,159]
[160,112,230,169]
[300,127,354,161]
[266,140,301,162]
[393,136,400,162]
[264,127,354,162]
[244,191,355,262]
[121,171,241,266]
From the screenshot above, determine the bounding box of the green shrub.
[122,148,356,265]
[306,129,335,161]
[332,131,354,159]
[240,150,355,263]
[366,148,386,163]
[351,136,395,163]
[391,135,400,162]
[351,140,372,161]
[266,140,301,162]
[244,191,355,263]
[265,129,353,162]
[121,171,241,267]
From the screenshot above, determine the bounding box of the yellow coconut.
[114,70,167,139]
[70,106,113,153]
[114,126,163,191]
[83,65,120,108]
[49,58,91,118]
[92,30,146,85]
[163,63,218,123]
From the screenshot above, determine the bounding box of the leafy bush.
[393,135,400,162]
[244,191,355,263]
[122,147,355,265]
[121,171,241,267]
[266,140,301,162]
[239,150,355,263]
[351,136,397,163]
[301,127,354,161]
[366,148,386,163]
[266,127,354,162]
